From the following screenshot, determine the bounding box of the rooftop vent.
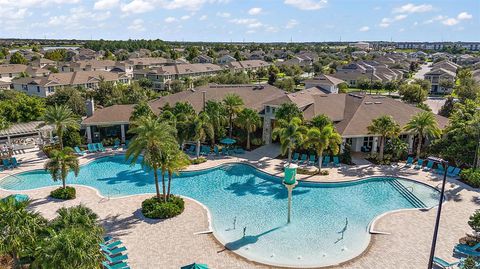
[374,102,382,104]
[365,102,373,105]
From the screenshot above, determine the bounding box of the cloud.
[199,15,207,20]
[120,0,154,14]
[423,15,446,24]
[265,26,278,32]
[248,7,262,15]
[285,19,299,29]
[284,0,327,10]
[457,12,472,20]
[180,15,190,20]
[230,18,257,24]
[442,18,459,26]
[359,26,370,32]
[216,12,230,18]
[164,16,177,23]
[439,12,472,26]
[248,22,263,28]
[379,14,407,27]
[93,0,118,10]
[393,3,433,14]
[128,18,145,31]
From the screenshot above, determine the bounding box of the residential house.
[0,64,50,83]
[276,56,312,68]
[73,48,102,61]
[127,57,177,70]
[60,60,134,77]
[349,42,370,50]
[303,74,346,94]
[218,55,236,65]
[12,71,130,97]
[192,55,214,64]
[226,60,270,72]
[424,68,456,93]
[30,58,56,69]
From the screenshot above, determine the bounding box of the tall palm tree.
[192,112,214,158]
[43,105,78,150]
[166,149,190,199]
[44,147,80,189]
[272,117,307,163]
[235,108,261,150]
[304,125,342,171]
[126,116,177,201]
[367,115,401,160]
[404,111,441,158]
[223,93,244,138]
[205,100,228,144]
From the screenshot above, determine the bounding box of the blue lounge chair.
[103,236,114,243]
[186,145,195,154]
[414,159,424,169]
[333,156,340,167]
[234,147,245,154]
[100,240,123,250]
[308,155,316,165]
[74,146,86,155]
[436,165,446,175]
[220,147,228,156]
[322,156,331,166]
[405,156,414,167]
[102,246,127,256]
[292,153,299,163]
[299,154,307,164]
[97,143,106,152]
[1,194,29,203]
[10,157,19,168]
[214,146,219,156]
[446,166,455,175]
[454,242,480,253]
[122,140,130,150]
[106,254,128,264]
[423,160,434,171]
[2,159,12,169]
[102,261,129,269]
[113,140,120,150]
[448,167,461,178]
[454,245,480,257]
[433,257,459,269]
[87,143,96,153]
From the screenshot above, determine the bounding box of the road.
[414,63,432,80]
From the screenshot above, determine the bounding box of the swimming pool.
[0,155,440,267]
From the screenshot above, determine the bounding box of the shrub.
[340,144,352,165]
[190,157,206,165]
[141,195,185,219]
[461,169,480,188]
[463,257,477,269]
[468,210,480,234]
[297,168,329,176]
[42,144,61,157]
[62,129,83,148]
[50,187,76,200]
[251,138,263,147]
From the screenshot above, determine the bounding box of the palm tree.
[44,147,80,189]
[205,100,228,144]
[304,125,342,171]
[404,111,441,158]
[272,117,307,163]
[192,112,214,158]
[310,114,332,130]
[43,105,78,150]
[235,108,261,150]
[367,115,401,160]
[126,116,177,201]
[223,93,244,138]
[165,149,190,199]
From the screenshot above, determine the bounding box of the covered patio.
[0,121,54,156]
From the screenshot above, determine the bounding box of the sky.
[0,0,479,42]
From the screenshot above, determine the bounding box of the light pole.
[427,159,448,269]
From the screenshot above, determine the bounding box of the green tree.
[223,93,244,138]
[310,114,332,130]
[50,205,103,236]
[45,87,86,116]
[384,80,400,95]
[398,84,428,104]
[126,116,177,201]
[304,125,342,171]
[413,79,431,92]
[404,111,441,158]
[130,101,154,122]
[192,112,214,157]
[272,117,307,163]
[165,148,190,198]
[205,100,227,143]
[44,147,80,189]
[357,77,370,92]
[439,78,454,94]
[274,77,296,92]
[367,115,401,160]
[438,96,456,117]
[9,52,27,64]
[235,108,261,150]
[462,257,477,269]
[275,102,303,122]
[43,104,79,150]
[169,80,186,93]
[468,210,480,235]
[0,116,10,131]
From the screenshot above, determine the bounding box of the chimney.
[86,98,95,117]
[202,91,206,111]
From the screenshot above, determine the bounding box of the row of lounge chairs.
[434,241,480,268]
[404,157,462,177]
[101,236,130,269]
[74,140,129,156]
[185,145,245,156]
[291,153,340,167]
[1,157,19,170]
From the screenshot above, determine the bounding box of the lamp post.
[427,159,448,269]
[283,164,298,224]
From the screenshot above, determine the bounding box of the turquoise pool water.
[0,155,440,267]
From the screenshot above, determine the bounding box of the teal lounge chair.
[122,140,130,150]
[220,147,228,156]
[322,156,331,166]
[446,166,455,175]
[10,157,19,168]
[292,153,299,163]
[100,240,123,250]
[102,246,127,256]
[454,245,480,257]
[299,154,307,164]
[106,254,128,264]
[308,155,316,165]
[103,236,114,243]
[2,159,12,169]
[97,143,106,152]
[433,257,459,269]
[454,242,480,253]
[102,261,129,269]
[113,140,120,150]
[423,160,434,171]
[87,143,96,152]
[333,156,340,167]
[186,145,195,154]
[1,194,29,203]
[405,156,414,167]
[234,147,245,154]
[414,159,424,169]
[74,146,86,155]
[448,167,461,178]
[436,165,446,175]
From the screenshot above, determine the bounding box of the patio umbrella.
[220,138,236,145]
[180,263,209,269]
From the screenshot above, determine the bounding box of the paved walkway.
[1,148,479,268]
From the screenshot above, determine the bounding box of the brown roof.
[227,60,270,70]
[303,74,345,86]
[0,64,28,74]
[13,71,126,87]
[127,57,174,66]
[82,104,134,125]
[147,63,223,76]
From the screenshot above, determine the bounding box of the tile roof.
[13,71,126,87]
[0,64,28,74]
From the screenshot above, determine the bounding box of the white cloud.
[457,12,472,20]
[265,26,278,32]
[248,7,262,15]
[393,3,433,14]
[248,22,263,28]
[120,0,154,14]
[379,14,407,27]
[128,18,145,31]
[199,15,207,20]
[442,18,459,26]
[284,0,327,10]
[423,15,446,24]
[359,26,370,32]
[285,19,298,29]
[180,15,190,20]
[164,16,177,23]
[230,18,257,24]
[93,0,118,10]
[246,29,256,34]
[216,12,230,18]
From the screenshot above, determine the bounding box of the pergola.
[0,121,54,145]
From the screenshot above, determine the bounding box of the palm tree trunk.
[229,114,233,138]
[196,140,201,158]
[57,126,63,150]
[246,131,250,150]
[62,177,66,189]
[288,147,292,164]
[318,152,323,172]
[416,134,423,159]
[12,251,19,269]
[154,169,161,201]
[161,170,166,202]
[379,136,385,160]
[167,171,172,199]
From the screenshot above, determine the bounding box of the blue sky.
[0,0,479,42]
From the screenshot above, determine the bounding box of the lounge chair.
[446,166,455,175]
[448,167,461,178]
[322,156,331,167]
[214,146,219,156]
[100,240,123,250]
[454,245,480,257]
[186,145,195,154]
[102,261,130,269]
[234,147,245,154]
[221,147,228,156]
[87,143,96,153]
[1,194,29,203]
[433,257,459,269]
[10,157,19,168]
[333,156,340,167]
[436,165,446,175]
[291,153,299,163]
[122,140,130,150]
[103,236,114,243]
[423,160,434,171]
[299,154,307,164]
[97,143,106,152]
[454,242,480,253]
[102,246,127,256]
[2,159,12,169]
[405,156,414,167]
[105,254,128,264]
[74,146,86,155]
[414,159,424,169]
[113,140,120,150]
[308,155,316,165]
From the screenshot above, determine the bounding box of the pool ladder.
[388,179,426,208]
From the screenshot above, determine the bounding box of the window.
[37,86,40,92]
[22,85,28,91]
[47,87,54,93]
[9,73,12,78]
[363,136,373,148]
[266,106,270,113]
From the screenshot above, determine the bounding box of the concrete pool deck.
[0,146,479,268]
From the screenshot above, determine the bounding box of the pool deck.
[1,146,479,268]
